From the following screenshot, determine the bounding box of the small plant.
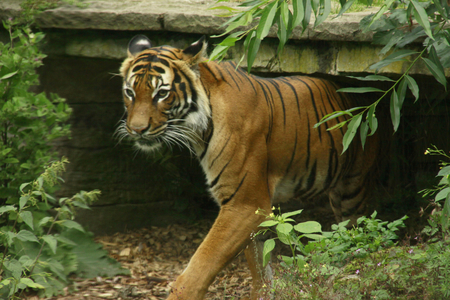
[420,145,450,238]
[256,209,408,299]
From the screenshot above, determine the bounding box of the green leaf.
[410,0,433,40]
[436,187,450,202]
[302,0,312,31]
[422,57,447,90]
[43,235,58,254]
[62,229,129,277]
[367,105,378,136]
[315,0,331,27]
[337,87,385,93]
[0,71,18,80]
[38,216,53,227]
[294,221,322,233]
[404,75,419,102]
[314,107,364,128]
[16,230,39,243]
[342,114,362,153]
[61,220,85,232]
[19,278,45,289]
[390,89,401,132]
[263,238,275,267]
[19,195,29,210]
[281,209,303,218]
[3,157,19,164]
[292,0,305,29]
[362,0,395,32]
[337,0,355,17]
[347,75,394,82]
[256,1,278,40]
[370,50,419,71]
[360,119,369,150]
[438,166,450,177]
[259,220,278,227]
[19,211,34,230]
[276,223,293,235]
[246,32,261,73]
[0,205,17,214]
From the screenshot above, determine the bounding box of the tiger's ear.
[183,36,208,66]
[127,35,152,58]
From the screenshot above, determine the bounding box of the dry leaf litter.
[42,220,253,300]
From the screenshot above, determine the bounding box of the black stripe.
[153,66,165,74]
[294,77,321,141]
[221,172,248,206]
[199,121,214,161]
[210,160,231,189]
[209,134,231,169]
[285,129,297,176]
[268,79,286,127]
[306,160,317,192]
[201,64,220,82]
[236,67,257,94]
[279,77,301,115]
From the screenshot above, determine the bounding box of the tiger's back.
[199,61,379,221]
[119,36,380,300]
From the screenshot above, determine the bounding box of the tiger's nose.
[129,124,149,134]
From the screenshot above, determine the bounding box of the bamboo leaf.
[404,75,419,102]
[337,0,356,17]
[367,105,378,136]
[342,114,362,153]
[315,0,331,27]
[247,32,261,73]
[347,75,394,82]
[423,57,447,90]
[337,87,385,93]
[292,0,305,29]
[370,49,418,71]
[256,1,278,40]
[360,119,369,149]
[410,0,434,40]
[390,89,401,132]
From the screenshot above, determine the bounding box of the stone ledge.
[1,0,446,78]
[1,0,373,41]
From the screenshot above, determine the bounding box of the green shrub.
[0,3,128,298]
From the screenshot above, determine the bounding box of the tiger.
[118,35,380,300]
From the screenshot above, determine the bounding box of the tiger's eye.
[158,90,169,98]
[124,87,135,99]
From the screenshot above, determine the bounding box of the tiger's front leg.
[166,182,271,299]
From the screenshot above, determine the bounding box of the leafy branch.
[211,0,449,151]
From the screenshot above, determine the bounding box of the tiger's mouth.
[134,137,162,152]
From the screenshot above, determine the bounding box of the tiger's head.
[118,35,211,154]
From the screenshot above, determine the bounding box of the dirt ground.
[44,220,253,300]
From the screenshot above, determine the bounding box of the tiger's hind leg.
[328,175,370,225]
[244,234,273,300]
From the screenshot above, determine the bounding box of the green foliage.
[0,17,71,203]
[0,159,128,299]
[0,2,127,298]
[420,145,450,237]
[255,208,450,299]
[211,0,449,152]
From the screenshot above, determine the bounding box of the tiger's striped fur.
[119,35,380,300]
